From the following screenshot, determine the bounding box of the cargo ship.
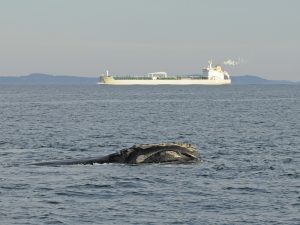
[99,61,231,85]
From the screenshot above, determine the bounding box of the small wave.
[212,97,298,102]
[45,201,61,205]
[55,190,98,197]
[66,184,113,189]
[282,158,293,163]
[1,183,30,190]
[212,163,231,171]
[0,141,9,146]
[115,181,141,188]
[224,186,271,193]
[280,172,299,178]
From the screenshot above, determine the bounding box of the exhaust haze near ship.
[224,58,244,66]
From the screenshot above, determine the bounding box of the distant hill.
[0,73,298,85]
[231,75,296,85]
[0,73,99,85]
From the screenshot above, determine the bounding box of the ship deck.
[113,76,210,80]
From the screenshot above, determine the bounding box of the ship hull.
[100,76,231,85]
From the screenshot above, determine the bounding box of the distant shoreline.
[0,73,299,85]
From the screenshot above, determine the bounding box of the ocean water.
[0,85,299,225]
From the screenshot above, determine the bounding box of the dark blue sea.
[0,85,299,225]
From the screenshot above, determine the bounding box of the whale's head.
[114,143,200,164]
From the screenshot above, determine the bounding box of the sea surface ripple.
[0,85,299,224]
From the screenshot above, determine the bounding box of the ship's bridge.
[202,61,230,80]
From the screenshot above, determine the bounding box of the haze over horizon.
[1,0,299,81]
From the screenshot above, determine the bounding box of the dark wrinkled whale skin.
[32,143,201,166]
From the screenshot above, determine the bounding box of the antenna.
[208,60,212,69]
[106,70,109,76]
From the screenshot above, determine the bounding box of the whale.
[32,143,200,166]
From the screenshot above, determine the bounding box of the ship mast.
[208,60,213,69]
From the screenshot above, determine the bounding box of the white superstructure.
[202,60,230,81]
[100,61,231,85]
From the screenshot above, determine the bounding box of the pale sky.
[0,0,299,80]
